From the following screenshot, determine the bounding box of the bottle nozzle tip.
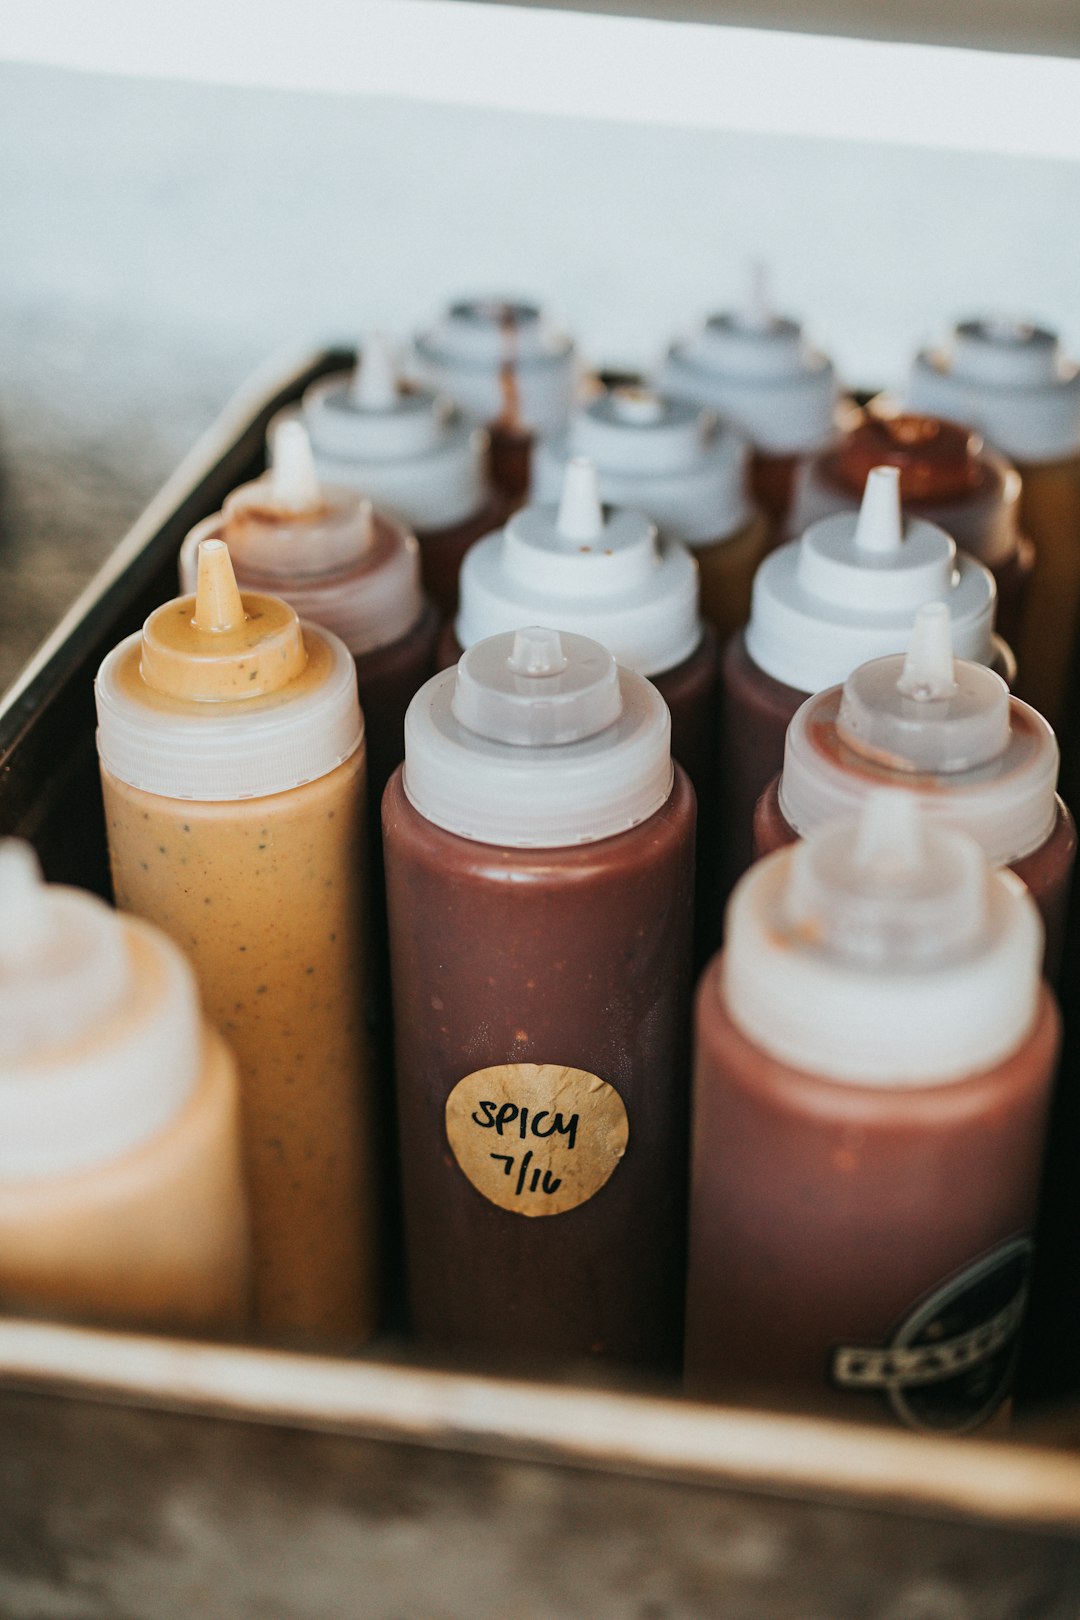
[194,539,246,634]
[351,331,400,411]
[508,626,568,677]
[854,465,904,554]
[853,790,923,875]
[557,457,604,543]
[268,420,322,511]
[898,602,957,701]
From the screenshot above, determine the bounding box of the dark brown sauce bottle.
[384,628,695,1368]
[753,603,1075,976]
[788,405,1034,648]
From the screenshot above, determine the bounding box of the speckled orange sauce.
[101,749,376,1348]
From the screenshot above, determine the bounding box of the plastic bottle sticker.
[829,1236,1032,1432]
[444,1063,629,1217]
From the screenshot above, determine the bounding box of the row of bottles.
[2,297,1079,1430]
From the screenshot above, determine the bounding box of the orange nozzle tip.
[193,539,246,634]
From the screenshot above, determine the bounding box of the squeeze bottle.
[907,317,1080,729]
[687,793,1058,1430]
[97,541,375,1346]
[275,333,503,618]
[384,627,695,1367]
[531,386,767,641]
[0,840,249,1334]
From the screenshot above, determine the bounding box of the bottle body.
[383,767,696,1367]
[693,509,770,642]
[719,629,808,890]
[0,1024,249,1334]
[354,598,440,812]
[754,776,1075,978]
[101,750,376,1348]
[416,493,506,620]
[685,971,1059,1427]
[1013,452,1080,731]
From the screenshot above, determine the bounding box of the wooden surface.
[2,1388,1080,1619]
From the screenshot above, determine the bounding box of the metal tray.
[1,350,1079,1619]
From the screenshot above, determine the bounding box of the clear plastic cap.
[403,627,673,847]
[412,297,578,434]
[0,841,205,1179]
[722,793,1043,1084]
[531,386,755,546]
[779,604,1060,864]
[177,422,426,656]
[909,317,1080,463]
[455,457,702,677]
[745,465,998,693]
[290,334,490,529]
[99,540,363,801]
[657,265,839,453]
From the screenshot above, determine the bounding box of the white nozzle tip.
[0,841,49,965]
[556,457,605,543]
[853,466,904,554]
[747,258,772,331]
[853,791,923,875]
[351,331,400,411]
[509,627,568,677]
[268,419,323,511]
[193,539,246,634]
[897,603,958,701]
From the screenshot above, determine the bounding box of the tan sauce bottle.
[96,542,375,1348]
[687,794,1058,1430]
[0,841,249,1334]
[531,386,767,643]
[272,333,504,619]
[907,319,1080,731]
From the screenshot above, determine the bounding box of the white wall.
[2,58,1080,390]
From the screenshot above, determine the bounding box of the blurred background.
[2,0,1079,689]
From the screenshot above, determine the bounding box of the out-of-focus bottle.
[531,386,767,642]
[785,405,1034,650]
[273,333,503,618]
[906,318,1080,730]
[658,269,845,534]
[0,840,249,1334]
[412,298,579,503]
[180,420,437,810]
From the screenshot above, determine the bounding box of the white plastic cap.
[0,841,205,1180]
[283,335,489,530]
[403,627,673,847]
[531,386,755,547]
[657,267,839,453]
[178,422,426,658]
[412,297,578,434]
[745,466,998,692]
[455,457,702,678]
[909,318,1080,463]
[97,549,363,802]
[778,604,1060,866]
[784,429,1022,572]
[722,793,1043,1085]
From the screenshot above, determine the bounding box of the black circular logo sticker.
[829,1236,1033,1432]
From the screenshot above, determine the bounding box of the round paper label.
[445,1063,629,1217]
